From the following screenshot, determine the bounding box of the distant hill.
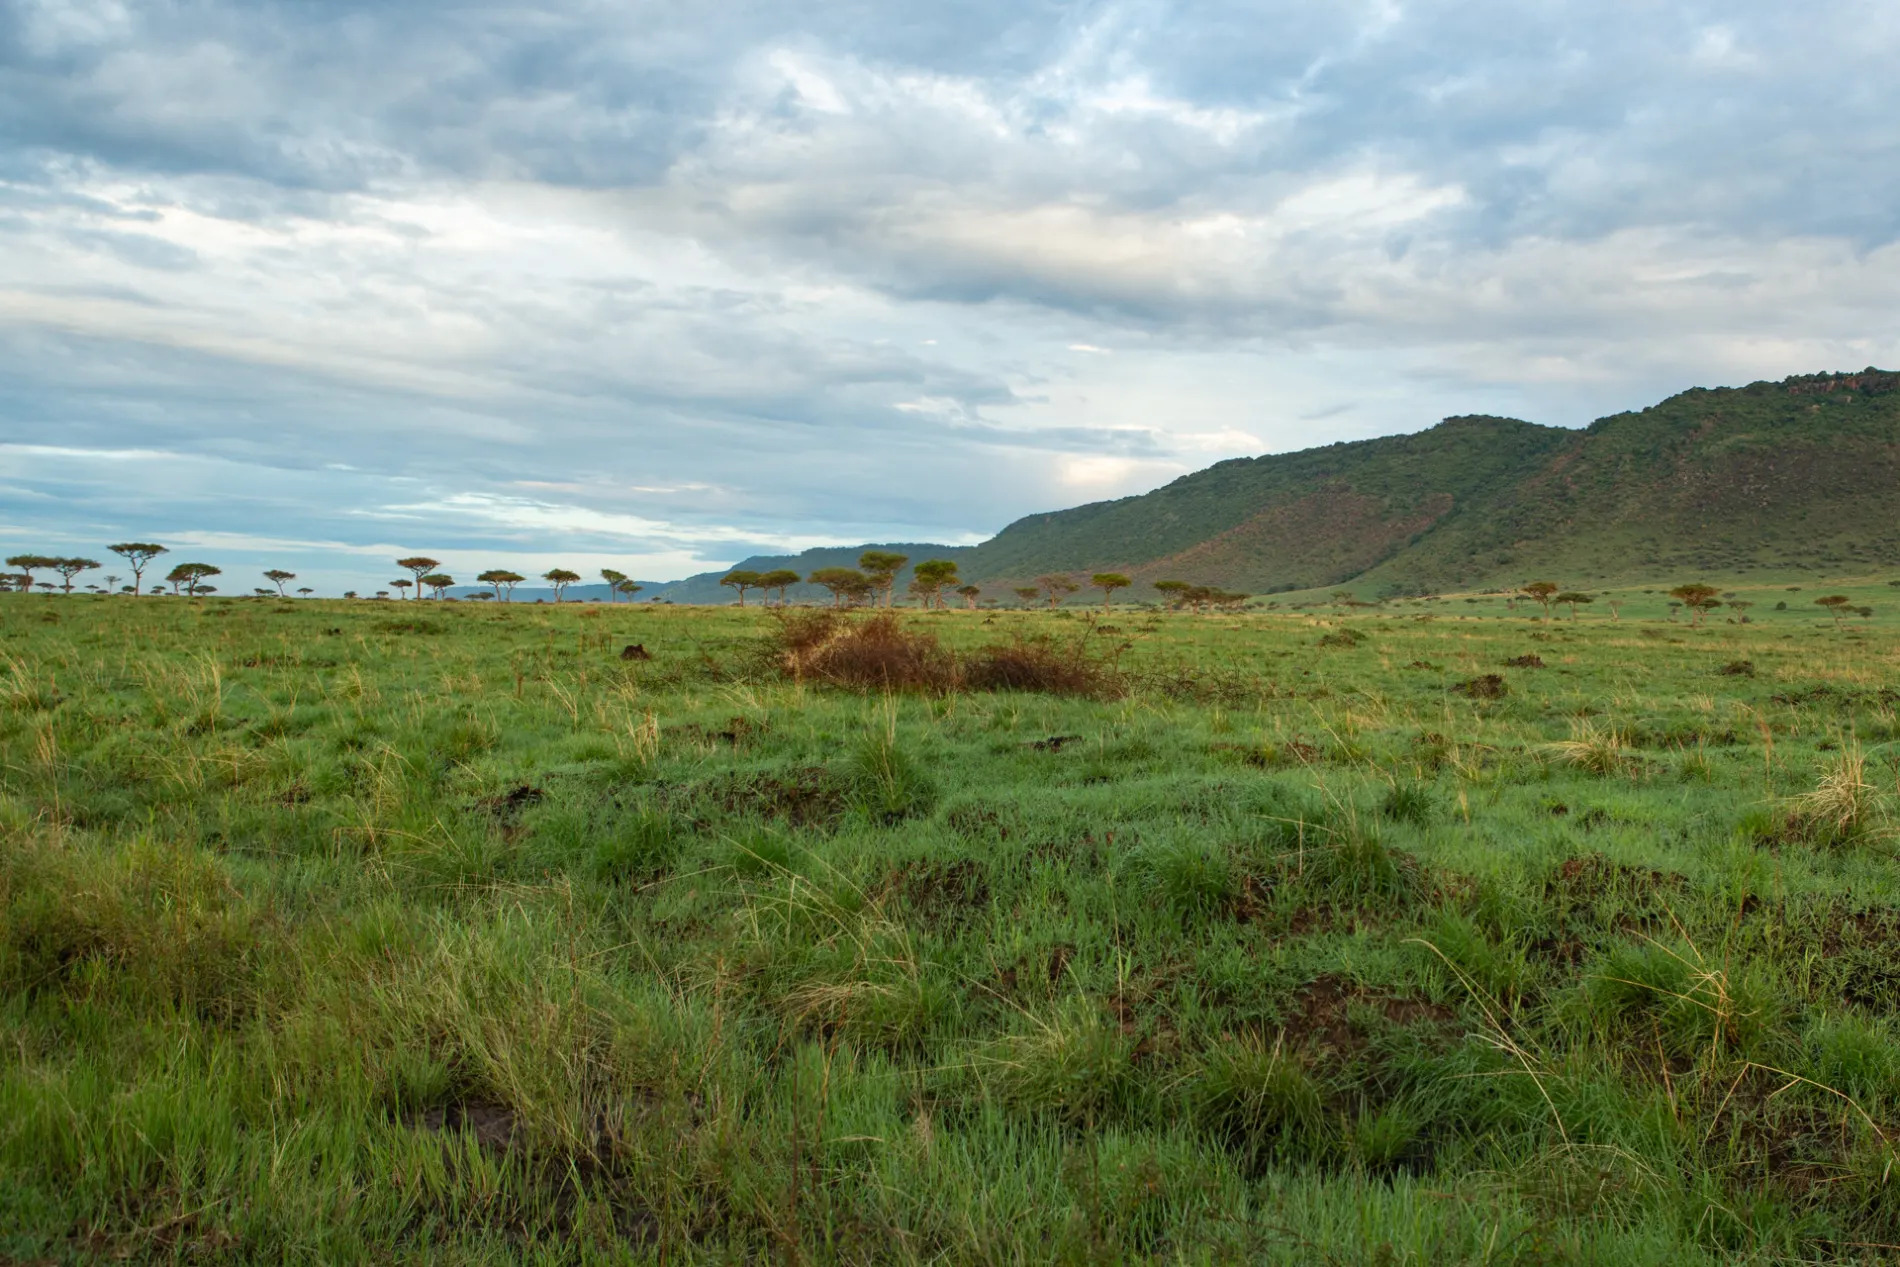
[639,369,1900,604]
[950,368,1900,599]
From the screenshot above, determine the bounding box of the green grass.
[5,593,1900,1262]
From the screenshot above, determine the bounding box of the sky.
[4,0,1900,594]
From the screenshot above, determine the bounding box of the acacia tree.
[601,568,628,601]
[396,556,440,600]
[1670,583,1722,627]
[720,570,763,606]
[52,557,100,593]
[615,579,642,602]
[758,569,800,606]
[391,579,413,598]
[1037,573,1080,609]
[108,543,168,595]
[296,587,314,597]
[859,552,908,607]
[478,569,524,601]
[1552,591,1593,619]
[1520,580,1559,621]
[1153,580,1191,610]
[421,573,454,599]
[1012,586,1039,607]
[7,555,55,593]
[543,568,580,601]
[809,567,871,608]
[1091,572,1131,609]
[1815,594,1853,627]
[956,584,982,610]
[264,569,296,597]
[167,562,220,596]
[910,559,960,609]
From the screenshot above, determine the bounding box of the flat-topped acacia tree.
[720,570,763,606]
[910,559,960,609]
[264,569,296,597]
[615,579,642,602]
[1091,573,1131,609]
[108,543,168,595]
[421,573,454,599]
[1012,586,1039,607]
[1520,580,1559,620]
[858,552,908,607]
[758,569,800,606]
[1670,583,1722,626]
[1552,591,1593,619]
[52,557,100,594]
[391,579,413,598]
[601,569,628,601]
[1037,574,1079,609]
[542,568,580,601]
[1815,594,1853,627]
[478,569,524,601]
[396,557,440,599]
[167,562,220,596]
[957,584,982,609]
[6,556,54,592]
[809,567,871,608]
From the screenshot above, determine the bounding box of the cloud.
[1,0,1898,591]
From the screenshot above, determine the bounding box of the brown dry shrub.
[768,610,959,693]
[963,634,1122,699]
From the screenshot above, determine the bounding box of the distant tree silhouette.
[859,552,908,607]
[1551,591,1593,619]
[809,567,871,608]
[46,557,98,594]
[421,573,453,599]
[615,579,642,602]
[721,569,763,606]
[1815,594,1853,627]
[600,568,628,600]
[1037,573,1079,609]
[1670,583,1722,627]
[758,569,800,606]
[1520,580,1559,620]
[957,584,982,610]
[1153,580,1191,610]
[296,587,314,597]
[396,557,440,600]
[1012,586,1039,607]
[543,568,580,601]
[910,559,960,609]
[167,562,220,596]
[264,569,296,597]
[391,579,413,598]
[108,543,168,595]
[478,569,524,601]
[1091,573,1131,609]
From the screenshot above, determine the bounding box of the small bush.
[767,611,958,693]
[964,635,1121,698]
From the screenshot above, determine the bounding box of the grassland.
[5,590,1900,1263]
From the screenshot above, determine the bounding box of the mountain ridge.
[650,370,1900,602]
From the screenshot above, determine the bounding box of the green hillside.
[657,370,1900,603]
[964,368,1900,598]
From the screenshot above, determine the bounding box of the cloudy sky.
[5,0,1899,593]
